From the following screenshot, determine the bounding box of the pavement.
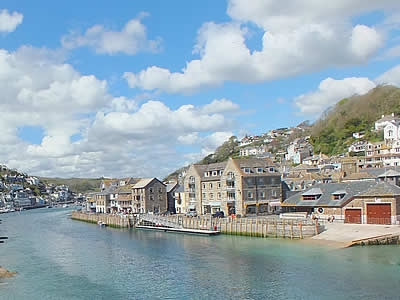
[306,222,400,247]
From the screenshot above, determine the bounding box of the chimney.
[382,115,385,118]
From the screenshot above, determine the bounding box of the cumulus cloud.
[61,13,161,55]
[376,64,400,86]
[0,9,23,33]
[294,77,376,115]
[124,1,395,94]
[0,46,240,178]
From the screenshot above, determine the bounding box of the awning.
[269,201,281,207]
[188,205,195,210]
[209,201,221,207]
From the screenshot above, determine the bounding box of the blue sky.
[1,1,400,178]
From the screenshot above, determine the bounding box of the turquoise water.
[1,209,400,299]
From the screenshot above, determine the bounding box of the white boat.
[62,204,69,208]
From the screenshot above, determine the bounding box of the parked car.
[212,211,224,218]
[186,211,197,217]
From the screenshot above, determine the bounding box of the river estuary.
[0,208,400,299]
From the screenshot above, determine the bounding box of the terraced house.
[183,158,282,217]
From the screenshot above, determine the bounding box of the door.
[345,209,361,224]
[367,203,391,225]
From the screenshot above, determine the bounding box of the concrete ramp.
[310,223,400,247]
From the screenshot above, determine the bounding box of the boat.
[98,221,107,227]
[62,204,69,208]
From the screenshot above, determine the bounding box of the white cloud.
[0,9,23,33]
[0,45,240,178]
[201,98,240,114]
[124,1,395,94]
[294,77,376,115]
[376,64,400,86]
[61,13,161,55]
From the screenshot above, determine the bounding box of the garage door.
[367,203,391,225]
[345,209,361,224]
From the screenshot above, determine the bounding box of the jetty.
[136,225,219,235]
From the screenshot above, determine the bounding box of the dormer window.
[212,171,217,176]
[205,172,209,177]
[243,168,251,174]
[302,188,322,201]
[332,191,346,200]
[257,168,263,173]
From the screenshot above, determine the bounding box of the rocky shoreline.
[0,266,16,278]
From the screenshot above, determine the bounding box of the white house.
[384,123,400,143]
[375,113,400,131]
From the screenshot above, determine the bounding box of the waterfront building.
[174,185,188,214]
[184,162,227,215]
[95,192,110,213]
[166,182,179,213]
[282,181,400,225]
[221,158,282,216]
[131,178,167,214]
[183,158,283,217]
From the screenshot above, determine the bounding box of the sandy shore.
[0,266,16,278]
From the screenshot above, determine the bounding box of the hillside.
[39,177,102,194]
[310,85,399,155]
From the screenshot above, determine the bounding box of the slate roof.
[378,169,400,178]
[166,183,179,193]
[282,181,400,207]
[361,167,400,178]
[193,162,227,181]
[133,178,159,189]
[232,158,279,176]
[342,172,376,181]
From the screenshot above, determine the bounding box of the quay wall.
[71,211,132,228]
[175,216,320,238]
[71,212,321,238]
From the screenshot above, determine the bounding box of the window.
[202,193,206,199]
[150,195,154,201]
[149,188,153,193]
[203,183,206,189]
[217,192,221,199]
[247,192,253,199]
[217,182,221,189]
[271,190,277,197]
[212,171,217,176]
[210,193,214,199]
[209,183,213,189]
[302,195,321,200]
[259,191,266,199]
[244,168,251,174]
[204,172,209,177]
[257,168,263,173]
[269,167,275,172]
[189,176,195,183]
[159,188,163,193]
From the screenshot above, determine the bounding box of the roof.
[282,181,400,208]
[342,172,376,181]
[193,162,227,181]
[359,182,400,197]
[302,188,322,196]
[378,169,400,178]
[133,178,159,189]
[361,167,400,178]
[232,158,279,176]
[166,183,179,193]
